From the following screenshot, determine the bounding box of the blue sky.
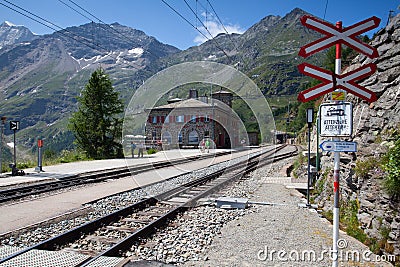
[1,0,399,50]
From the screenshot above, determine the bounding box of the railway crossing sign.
[320,141,357,152]
[319,102,353,137]
[297,63,377,103]
[298,15,380,58]
[298,14,381,267]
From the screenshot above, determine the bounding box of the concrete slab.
[0,149,231,188]
[0,176,55,188]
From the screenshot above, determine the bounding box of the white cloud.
[194,13,244,45]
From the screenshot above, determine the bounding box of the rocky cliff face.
[316,13,400,259]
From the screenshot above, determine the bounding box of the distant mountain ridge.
[0,8,324,154]
[0,21,37,49]
[0,20,181,154]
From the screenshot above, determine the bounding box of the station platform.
[0,148,256,233]
[0,148,231,188]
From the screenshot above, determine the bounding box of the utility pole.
[387,10,395,25]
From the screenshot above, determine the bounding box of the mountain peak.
[281,7,309,21]
[0,21,36,49]
[3,21,17,27]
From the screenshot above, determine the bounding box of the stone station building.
[145,89,244,149]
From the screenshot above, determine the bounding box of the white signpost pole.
[332,21,342,267]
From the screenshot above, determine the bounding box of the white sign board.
[320,141,357,152]
[319,102,353,137]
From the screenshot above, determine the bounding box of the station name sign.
[319,102,353,137]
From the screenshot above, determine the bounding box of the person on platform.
[138,142,144,158]
[205,139,210,153]
[130,142,136,158]
[200,139,205,153]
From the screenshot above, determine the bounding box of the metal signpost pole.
[36,139,43,172]
[306,108,314,207]
[332,21,342,267]
[0,124,1,174]
[10,121,20,175]
[0,118,5,174]
[316,112,320,173]
[13,129,16,168]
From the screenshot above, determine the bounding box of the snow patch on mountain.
[70,47,144,70]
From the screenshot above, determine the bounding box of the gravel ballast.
[183,159,394,267]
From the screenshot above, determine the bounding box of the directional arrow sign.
[320,141,357,152]
[297,63,377,103]
[9,121,20,131]
[299,15,380,58]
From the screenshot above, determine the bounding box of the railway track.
[0,151,233,203]
[0,145,297,267]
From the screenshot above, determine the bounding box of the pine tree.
[69,68,124,159]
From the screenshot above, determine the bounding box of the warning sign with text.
[319,102,353,137]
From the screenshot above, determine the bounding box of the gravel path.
[183,158,394,267]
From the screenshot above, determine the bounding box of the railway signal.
[297,63,377,102]
[9,120,20,176]
[299,15,380,58]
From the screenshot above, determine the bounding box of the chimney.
[189,89,198,99]
[199,95,208,103]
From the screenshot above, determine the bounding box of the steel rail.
[0,145,295,267]
[0,151,232,203]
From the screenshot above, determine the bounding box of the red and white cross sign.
[299,15,380,58]
[297,63,377,103]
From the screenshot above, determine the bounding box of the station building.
[145,89,244,149]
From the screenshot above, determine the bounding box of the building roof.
[147,98,232,114]
[212,90,232,95]
[167,97,183,103]
[151,98,211,110]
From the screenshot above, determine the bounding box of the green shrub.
[382,137,400,199]
[340,200,368,243]
[17,161,35,169]
[292,153,306,178]
[146,148,158,155]
[338,199,393,255]
[354,157,381,178]
[58,150,89,163]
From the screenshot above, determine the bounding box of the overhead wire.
[204,0,249,70]
[1,0,100,51]
[58,0,92,21]
[160,0,210,43]
[58,0,132,47]
[182,0,232,62]
[323,0,329,20]
[61,0,172,61]
[161,0,232,63]
[1,0,143,70]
